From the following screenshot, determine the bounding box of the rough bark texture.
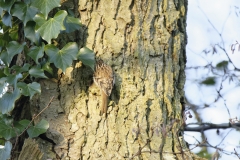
[19,0,196,159]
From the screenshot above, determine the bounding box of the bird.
[93,59,114,117]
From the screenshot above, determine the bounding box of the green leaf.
[5,73,22,87]
[201,77,216,86]
[10,63,30,74]
[3,67,10,76]
[0,0,15,13]
[24,21,40,44]
[64,16,81,33]
[0,69,6,79]
[27,119,49,138]
[0,141,12,160]
[31,0,61,19]
[24,0,32,4]
[8,25,18,40]
[0,88,21,114]
[0,34,8,48]
[28,44,44,64]
[15,119,31,133]
[45,42,78,72]
[78,47,95,70]
[11,2,38,26]
[0,51,9,66]
[29,66,47,78]
[0,114,14,126]
[33,13,45,30]
[17,82,41,99]
[0,74,22,98]
[42,62,53,75]
[0,78,7,94]
[35,10,67,44]
[2,12,12,27]
[0,120,16,140]
[9,73,23,85]
[18,119,31,127]
[216,60,228,69]
[0,41,25,66]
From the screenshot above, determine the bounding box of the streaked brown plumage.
[93,59,114,116]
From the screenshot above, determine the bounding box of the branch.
[184,122,240,132]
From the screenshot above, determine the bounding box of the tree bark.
[17,0,199,159]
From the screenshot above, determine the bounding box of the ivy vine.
[0,0,94,158]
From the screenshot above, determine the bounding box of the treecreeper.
[93,59,114,117]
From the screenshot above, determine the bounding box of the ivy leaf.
[0,114,14,126]
[24,21,40,45]
[28,44,44,64]
[24,0,32,4]
[0,69,6,79]
[64,16,81,33]
[9,25,18,40]
[0,51,8,67]
[3,67,11,77]
[18,119,31,127]
[0,78,7,94]
[5,73,22,87]
[7,41,25,56]
[0,74,22,99]
[78,47,95,70]
[11,2,38,26]
[0,141,12,160]
[42,62,53,75]
[33,13,45,30]
[2,12,12,27]
[17,82,41,99]
[0,34,8,48]
[10,63,30,74]
[0,41,25,66]
[27,119,49,138]
[35,10,67,44]
[29,66,47,78]
[0,0,15,13]
[201,77,216,86]
[0,121,16,140]
[0,88,21,114]
[45,42,78,72]
[14,119,31,133]
[31,0,61,19]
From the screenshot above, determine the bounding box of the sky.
[185,0,240,159]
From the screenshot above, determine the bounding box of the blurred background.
[184,0,240,159]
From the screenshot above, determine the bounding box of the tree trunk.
[18,0,197,159]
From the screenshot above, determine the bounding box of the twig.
[12,96,54,152]
[19,96,54,137]
[234,148,240,159]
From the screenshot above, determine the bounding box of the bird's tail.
[101,90,108,117]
